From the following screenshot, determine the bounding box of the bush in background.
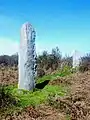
[79,54,90,72]
[37,68,45,77]
[0,47,73,77]
[37,47,62,75]
[61,55,73,68]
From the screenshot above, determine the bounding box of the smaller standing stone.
[73,50,81,68]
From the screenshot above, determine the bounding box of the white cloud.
[0,38,48,56]
[0,38,19,55]
[0,37,85,57]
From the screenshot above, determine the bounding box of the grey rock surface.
[18,22,37,90]
[73,50,81,68]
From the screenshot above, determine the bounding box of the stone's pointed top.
[24,22,32,26]
[21,22,33,28]
[21,22,35,32]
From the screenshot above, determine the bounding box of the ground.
[0,67,90,120]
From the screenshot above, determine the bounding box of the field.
[0,66,90,120]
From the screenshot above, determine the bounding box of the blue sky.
[0,0,90,56]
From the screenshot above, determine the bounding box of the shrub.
[37,69,45,77]
[61,56,73,68]
[0,84,18,108]
[79,54,90,72]
[37,47,62,74]
[60,65,72,76]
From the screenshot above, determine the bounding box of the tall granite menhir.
[18,22,37,90]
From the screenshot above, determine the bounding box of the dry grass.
[0,66,18,85]
[1,67,90,120]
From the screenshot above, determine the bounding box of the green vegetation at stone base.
[5,84,67,108]
[37,66,73,84]
[0,67,73,116]
[0,84,67,117]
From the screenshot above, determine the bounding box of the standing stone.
[73,50,81,68]
[18,22,37,90]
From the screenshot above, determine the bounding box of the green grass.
[0,67,72,116]
[66,114,71,120]
[5,84,67,108]
[37,66,72,84]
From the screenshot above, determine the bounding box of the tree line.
[0,47,89,75]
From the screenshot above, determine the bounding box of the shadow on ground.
[35,80,50,89]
